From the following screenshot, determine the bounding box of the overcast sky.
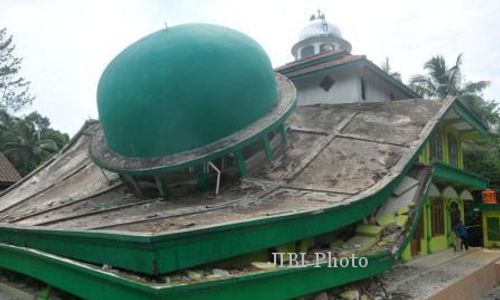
[1,0,500,136]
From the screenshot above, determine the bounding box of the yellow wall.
[418,125,463,169]
[405,194,465,261]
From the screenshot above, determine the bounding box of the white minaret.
[291,10,352,61]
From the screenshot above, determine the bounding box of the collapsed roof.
[0,99,448,233]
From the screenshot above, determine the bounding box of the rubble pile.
[301,277,392,300]
[151,175,422,287]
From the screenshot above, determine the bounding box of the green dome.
[97,23,278,158]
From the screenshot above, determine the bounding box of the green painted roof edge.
[475,203,500,211]
[452,99,489,134]
[89,75,296,176]
[0,97,456,275]
[0,243,394,300]
[432,161,489,189]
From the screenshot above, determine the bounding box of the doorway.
[411,213,424,256]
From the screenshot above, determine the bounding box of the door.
[411,214,424,256]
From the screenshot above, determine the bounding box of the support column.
[426,200,432,254]
[195,165,208,192]
[279,124,288,146]
[122,175,144,198]
[234,149,248,177]
[154,176,167,198]
[262,135,273,161]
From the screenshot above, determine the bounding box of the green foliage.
[410,53,500,181]
[0,110,69,175]
[0,28,34,111]
[464,138,500,184]
[409,54,490,101]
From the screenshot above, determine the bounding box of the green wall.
[483,210,500,248]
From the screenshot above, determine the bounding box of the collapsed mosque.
[0,13,492,300]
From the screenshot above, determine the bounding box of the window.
[360,78,366,101]
[431,198,445,236]
[319,76,335,91]
[301,45,315,59]
[448,133,458,167]
[320,44,335,53]
[429,131,443,162]
[487,217,500,241]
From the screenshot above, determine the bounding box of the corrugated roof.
[0,153,21,184]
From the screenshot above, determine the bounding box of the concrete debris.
[355,225,383,237]
[339,290,359,300]
[187,271,203,280]
[313,292,329,300]
[306,277,391,300]
[212,268,230,277]
[251,262,277,270]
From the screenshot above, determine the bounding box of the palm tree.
[380,57,402,81]
[409,54,489,100]
[2,119,58,175]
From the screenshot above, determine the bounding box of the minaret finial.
[310,10,326,22]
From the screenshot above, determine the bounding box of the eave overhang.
[277,56,419,99]
[451,100,490,135]
[432,161,489,189]
[475,203,500,211]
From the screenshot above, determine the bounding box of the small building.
[276,12,418,106]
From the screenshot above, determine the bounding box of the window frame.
[431,197,445,236]
[447,132,458,167]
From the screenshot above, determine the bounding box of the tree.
[411,54,500,184]
[0,111,69,175]
[380,57,402,81]
[409,54,489,100]
[0,28,68,175]
[0,28,34,111]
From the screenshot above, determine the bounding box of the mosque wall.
[293,70,361,105]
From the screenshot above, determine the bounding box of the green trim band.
[452,100,489,134]
[0,243,394,300]
[432,161,489,189]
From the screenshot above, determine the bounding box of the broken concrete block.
[393,176,418,196]
[397,206,409,215]
[396,215,409,227]
[206,274,224,280]
[340,290,360,300]
[251,262,277,270]
[187,271,203,280]
[376,185,418,218]
[376,214,396,227]
[212,268,230,277]
[355,224,383,237]
[342,236,378,252]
